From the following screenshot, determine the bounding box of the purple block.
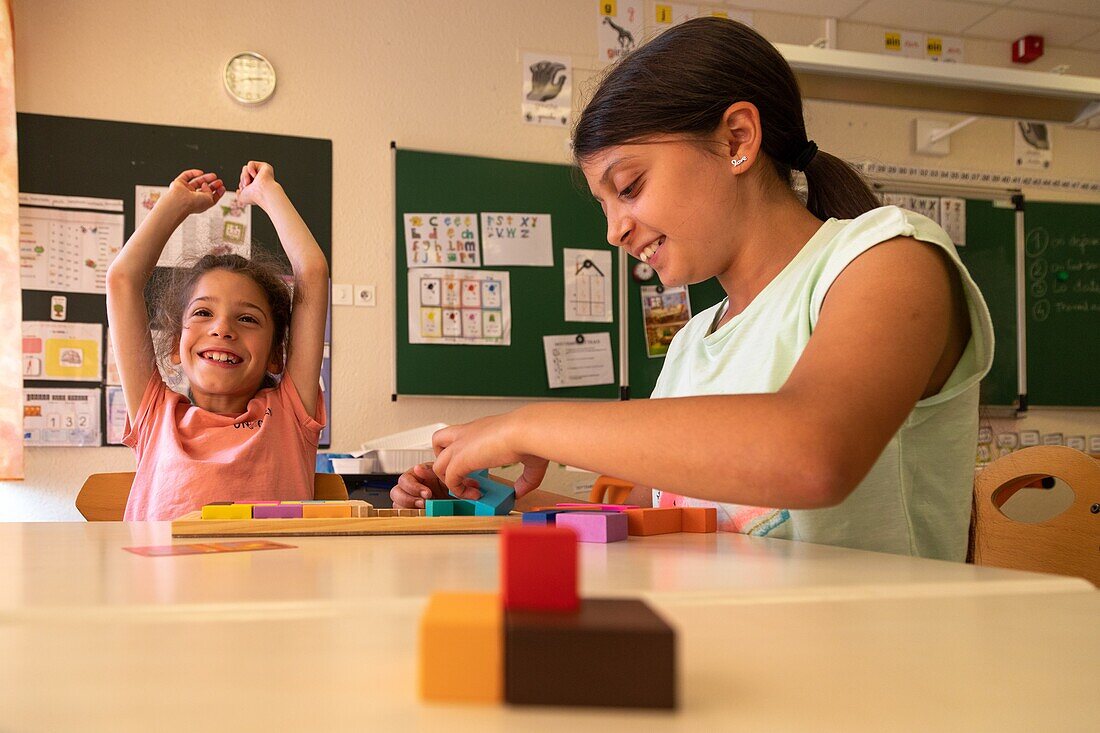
[252,504,304,519]
[555,511,628,543]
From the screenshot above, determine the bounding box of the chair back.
[970,446,1099,586]
[76,472,349,520]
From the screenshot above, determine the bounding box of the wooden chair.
[588,475,634,505]
[75,472,348,521]
[969,446,1100,586]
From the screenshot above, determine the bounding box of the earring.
[731,156,747,167]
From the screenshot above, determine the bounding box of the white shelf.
[775,43,1100,125]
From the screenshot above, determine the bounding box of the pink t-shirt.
[122,372,326,521]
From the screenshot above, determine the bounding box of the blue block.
[425,500,456,517]
[522,510,565,526]
[450,469,516,516]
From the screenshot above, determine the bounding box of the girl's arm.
[237,162,328,418]
[429,237,966,510]
[106,170,225,422]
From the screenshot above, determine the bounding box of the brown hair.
[151,252,292,390]
[572,17,879,221]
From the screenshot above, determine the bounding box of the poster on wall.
[105,386,127,445]
[1014,121,1052,170]
[23,388,102,447]
[408,267,511,346]
[597,1,642,66]
[18,200,124,294]
[522,52,571,127]
[543,332,614,389]
[480,212,553,267]
[403,213,481,268]
[640,285,691,358]
[22,321,103,382]
[563,247,613,323]
[135,185,251,268]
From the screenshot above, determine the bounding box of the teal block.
[425,500,456,517]
[452,500,477,516]
[449,469,516,516]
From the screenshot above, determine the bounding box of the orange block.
[419,592,502,704]
[624,508,682,536]
[302,504,352,518]
[681,507,717,533]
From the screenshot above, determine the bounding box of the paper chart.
[135,186,251,268]
[23,388,102,447]
[408,268,510,346]
[19,204,124,294]
[404,213,481,268]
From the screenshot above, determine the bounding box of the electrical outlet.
[332,283,353,306]
[355,284,376,307]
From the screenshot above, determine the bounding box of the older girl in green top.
[393,17,993,560]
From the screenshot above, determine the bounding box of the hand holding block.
[624,507,682,536]
[681,506,717,533]
[556,512,628,543]
[453,470,516,515]
[419,592,502,704]
[505,598,676,709]
[501,526,578,612]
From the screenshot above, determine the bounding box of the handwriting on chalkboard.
[1025,227,1100,320]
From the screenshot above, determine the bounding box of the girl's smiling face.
[174,269,280,411]
[581,136,742,288]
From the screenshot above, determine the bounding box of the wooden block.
[556,512,628,543]
[624,507,682,536]
[374,508,399,517]
[556,503,639,512]
[505,598,676,709]
[425,500,456,517]
[501,526,578,612]
[303,504,352,518]
[681,507,717,533]
[398,508,421,517]
[450,470,516,515]
[419,592,502,704]
[252,504,303,519]
[348,500,374,518]
[201,504,253,520]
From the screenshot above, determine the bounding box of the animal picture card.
[408,268,511,346]
[481,212,554,267]
[404,213,481,268]
[597,1,642,67]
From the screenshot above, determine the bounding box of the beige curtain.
[0,0,22,480]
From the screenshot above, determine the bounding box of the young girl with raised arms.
[107,162,329,520]
[393,18,995,561]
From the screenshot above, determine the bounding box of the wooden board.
[171,511,520,538]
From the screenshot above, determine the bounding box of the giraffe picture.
[597,2,642,66]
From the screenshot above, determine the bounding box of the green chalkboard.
[394,148,618,398]
[1023,201,1100,407]
[954,199,1019,407]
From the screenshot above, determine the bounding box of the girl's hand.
[164,169,226,215]
[236,160,280,207]
[430,413,549,499]
[390,463,479,509]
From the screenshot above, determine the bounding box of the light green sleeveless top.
[651,206,994,560]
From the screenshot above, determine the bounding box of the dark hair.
[573,16,879,221]
[151,252,292,391]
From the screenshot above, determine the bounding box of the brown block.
[505,598,676,709]
[681,507,717,533]
[624,507,682,536]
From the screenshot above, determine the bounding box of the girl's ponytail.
[799,147,880,221]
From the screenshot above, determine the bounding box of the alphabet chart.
[480,212,553,267]
[408,267,510,345]
[404,213,481,268]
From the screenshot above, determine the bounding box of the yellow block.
[302,504,352,518]
[201,504,253,520]
[419,592,502,704]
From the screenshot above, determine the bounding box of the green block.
[425,500,456,517]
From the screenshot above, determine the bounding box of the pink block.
[555,511,628,543]
[253,504,304,519]
[555,503,639,512]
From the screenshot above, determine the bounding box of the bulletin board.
[17,113,334,446]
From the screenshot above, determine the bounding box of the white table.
[0,521,1095,732]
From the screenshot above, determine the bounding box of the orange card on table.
[123,540,296,557]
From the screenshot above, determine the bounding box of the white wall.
[3,0,1098,520]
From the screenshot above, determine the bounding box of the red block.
[501,526,578,612]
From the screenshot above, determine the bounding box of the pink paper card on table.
[123,540,296,557]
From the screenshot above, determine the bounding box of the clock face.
[224,53,276,104]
